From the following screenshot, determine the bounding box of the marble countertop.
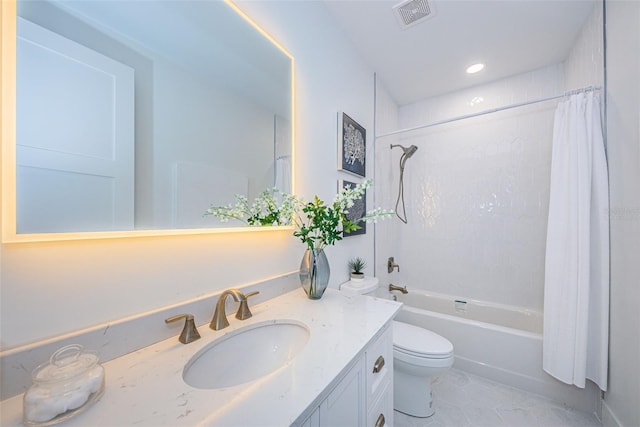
[1,288,402,426]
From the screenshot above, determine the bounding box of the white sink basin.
[183,320,310,389]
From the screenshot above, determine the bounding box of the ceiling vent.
[393,0,436,29]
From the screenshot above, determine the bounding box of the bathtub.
[392,289,599,413]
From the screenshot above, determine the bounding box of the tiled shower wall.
[564,1,604,92]
[374,1,603,312]
[378,65,562,311]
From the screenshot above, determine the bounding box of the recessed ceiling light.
[466,63,485,74]
[468,96,484,106]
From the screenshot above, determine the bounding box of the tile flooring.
[394,369,602,427]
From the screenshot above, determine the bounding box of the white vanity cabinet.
[303,357,366,427]
[298,322,394,427]
[365,323,394,427]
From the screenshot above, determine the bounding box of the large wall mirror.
[2,0,294,241]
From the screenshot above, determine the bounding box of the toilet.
[392,320,454,417]
[340,278,454,418]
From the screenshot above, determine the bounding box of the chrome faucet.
[210,289,260,331]
[388,283,408,294]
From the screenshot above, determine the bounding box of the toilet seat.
[394,346,454,369]
[392,321,454,359]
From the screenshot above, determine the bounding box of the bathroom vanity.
[0,289,401,426]
[297,320,395,427]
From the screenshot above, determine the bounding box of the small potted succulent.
[348,257,366,281]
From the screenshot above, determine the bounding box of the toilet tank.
[339,277,380,296]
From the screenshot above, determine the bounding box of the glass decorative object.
[299,249,330,299]
[23,344,105,426]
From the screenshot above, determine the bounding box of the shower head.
[390,144,418,159]
[404,145,418,159]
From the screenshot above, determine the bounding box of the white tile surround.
[395,369,602,427]
[378,64,564,311]
[563,2,604,92]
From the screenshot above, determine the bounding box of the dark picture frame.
[340,180,366,237]
[338,112,366,177]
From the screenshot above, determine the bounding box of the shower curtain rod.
[376,85,602,139]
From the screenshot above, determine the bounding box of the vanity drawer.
[365,323,393,406]
[367,379,393,427]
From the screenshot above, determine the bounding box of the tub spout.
[389,284,408,294]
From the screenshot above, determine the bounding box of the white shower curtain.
[275,156,291,193]
[543,91,609,391]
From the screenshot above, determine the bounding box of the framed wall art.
[340,180,366,237]
[338,112,366,177]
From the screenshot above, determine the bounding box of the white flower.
[205,179,393,251]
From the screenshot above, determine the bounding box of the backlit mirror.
[5,0,293,239]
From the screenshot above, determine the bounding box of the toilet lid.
[393,321,453,358]
[340,277,379,295]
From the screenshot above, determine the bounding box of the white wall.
[373,78,400,287]
[603,1,640,426]
[0,1,376,350]
[237,0,378,284]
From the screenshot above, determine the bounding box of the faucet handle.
[388,257,400,273]
[165,314,201,344]
[236,291,260,320]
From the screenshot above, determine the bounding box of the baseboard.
[602,401,623,427]
[453,355,600,414]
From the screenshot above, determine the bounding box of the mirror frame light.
[1,0,295,243]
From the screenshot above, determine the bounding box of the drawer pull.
[375,413,385,427]
[372,355,385,373]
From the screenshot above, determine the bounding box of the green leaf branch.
[205,179,394,251]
